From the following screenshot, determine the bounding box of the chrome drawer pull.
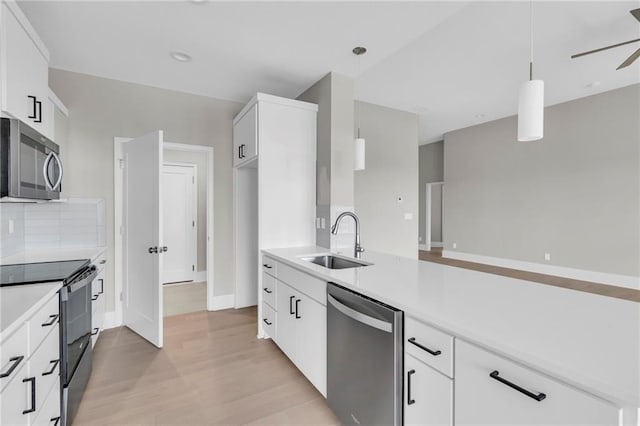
[408,337,441,356]
[489,370,546,401]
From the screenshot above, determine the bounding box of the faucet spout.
[331,212,365,259]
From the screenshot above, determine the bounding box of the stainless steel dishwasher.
[327,282,403,426]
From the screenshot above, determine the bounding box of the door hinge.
[192,220,195,228]
[119,159,125,169]
[192,265,195,271]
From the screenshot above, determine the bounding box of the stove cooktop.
[0,259,90,287]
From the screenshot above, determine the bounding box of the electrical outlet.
[8,220,14,234]
[316,218,321,229]
[452,242,457,249]
[321,218,326,229]
[544,253,551,261]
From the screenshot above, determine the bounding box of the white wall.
[443,84,640,277]
[49,69,243,311]
[354,101,419,259]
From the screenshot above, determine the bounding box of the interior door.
[122,131,163,348]
[162,164,196,284]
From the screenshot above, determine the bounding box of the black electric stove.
[0,259,90,287]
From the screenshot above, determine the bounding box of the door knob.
[148,247,158,254]
[162,246,168,253]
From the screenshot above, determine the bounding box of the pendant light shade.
[354,137,365,171]
[517,79,544,141]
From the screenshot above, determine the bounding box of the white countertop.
[0,246,106,266]
[0,282,62,341]
[263,246,640,408]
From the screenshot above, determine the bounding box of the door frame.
[114,138,215,327]
[162,161,198,284]
[425,182,444,251]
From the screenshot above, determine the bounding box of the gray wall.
[297,72,355,249]
[354,101,419,259]
[163,149,208,273]
[418,141,444,244]
[444,84,640,276]
[49,69,243,311]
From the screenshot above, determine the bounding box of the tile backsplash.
[0,198,105,258]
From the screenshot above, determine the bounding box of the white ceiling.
[18,1,640,143]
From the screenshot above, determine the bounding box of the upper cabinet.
[0,1,55,141]
[233,104,258,167]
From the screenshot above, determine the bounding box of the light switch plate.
[8,220,14,234]
[404,213,413,220]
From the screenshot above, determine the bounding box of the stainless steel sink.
[301,255,369,270]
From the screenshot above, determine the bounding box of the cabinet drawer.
[405,354,453,426]
[32,381,60,426]
[91,291,106,347]
[455,340,622,425]
[0,361,30,426]
[262,273,276,309]
[92,275,105,303]
[261,302,276,339]
[406,316,454,378]
[0,323,28,392]
[29,324,60,417]
[28,294,59,356]
[277,263,326,306]
[262,256,277,277]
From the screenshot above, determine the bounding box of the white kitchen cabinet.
[274,279,326,396]
[91,254,107,347]
[233,103,258,167]
[405,354,453,426]
[233,93,317,335]
[0,1,54,140]
[405,316,454,378]
[261,302,276,339]
[0,290,61,426]
[455,339,622,426]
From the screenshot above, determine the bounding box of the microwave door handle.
[50,152,63,191]
[42,152,55,190]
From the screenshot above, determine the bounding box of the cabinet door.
[455,340,622,426]
[0,364,31,426]
[275,281,296,359]
[294,293,326,396]
[233,104,257,167]
[405,354,453,426]
[2,4,50,135]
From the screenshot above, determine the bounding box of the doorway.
[425,182,444,251]
[114,135,215,347]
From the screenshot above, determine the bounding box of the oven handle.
[327,294,392,333]
[42,152,55,191]
[67,269,98,294]
[50,152,63,191]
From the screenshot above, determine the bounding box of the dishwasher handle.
[327,294,392,333]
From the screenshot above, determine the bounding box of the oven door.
[61,268,95,385]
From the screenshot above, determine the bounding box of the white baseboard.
[210,294,235,311]
[442,250,640,290]
[102,311,119,330]
[194,270,207,282]
[431,241,444,248]
[419,244,429,251]
[419,242,443,251]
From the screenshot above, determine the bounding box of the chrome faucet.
[331,211,365,259]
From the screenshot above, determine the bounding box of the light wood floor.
[73,308,339,426]
[418,248,640,303]
[163,282,207,317]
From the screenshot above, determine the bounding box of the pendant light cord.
[529,0,533,81]
[357,52,361,138]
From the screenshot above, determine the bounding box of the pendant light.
[517,0,544,142]
[353,46,366,170]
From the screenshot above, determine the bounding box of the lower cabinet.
[91,259,107,347]
[455,340,622,426]
[405,354,453,426]
[275,280,326,396]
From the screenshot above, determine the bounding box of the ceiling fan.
[571,8,640,70]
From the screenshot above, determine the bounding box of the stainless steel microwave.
[0,118,62,200]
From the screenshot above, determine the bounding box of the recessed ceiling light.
[585,81,601,89]
[170,51,192,62]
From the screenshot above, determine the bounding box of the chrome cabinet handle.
[0,356,24,378]
[42,360,59,376]
[489,370,546,401]
[408,337,441,356]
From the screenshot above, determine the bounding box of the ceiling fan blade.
[617,47,640,69]
[631,8,640,23]
[571,38,640,59]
